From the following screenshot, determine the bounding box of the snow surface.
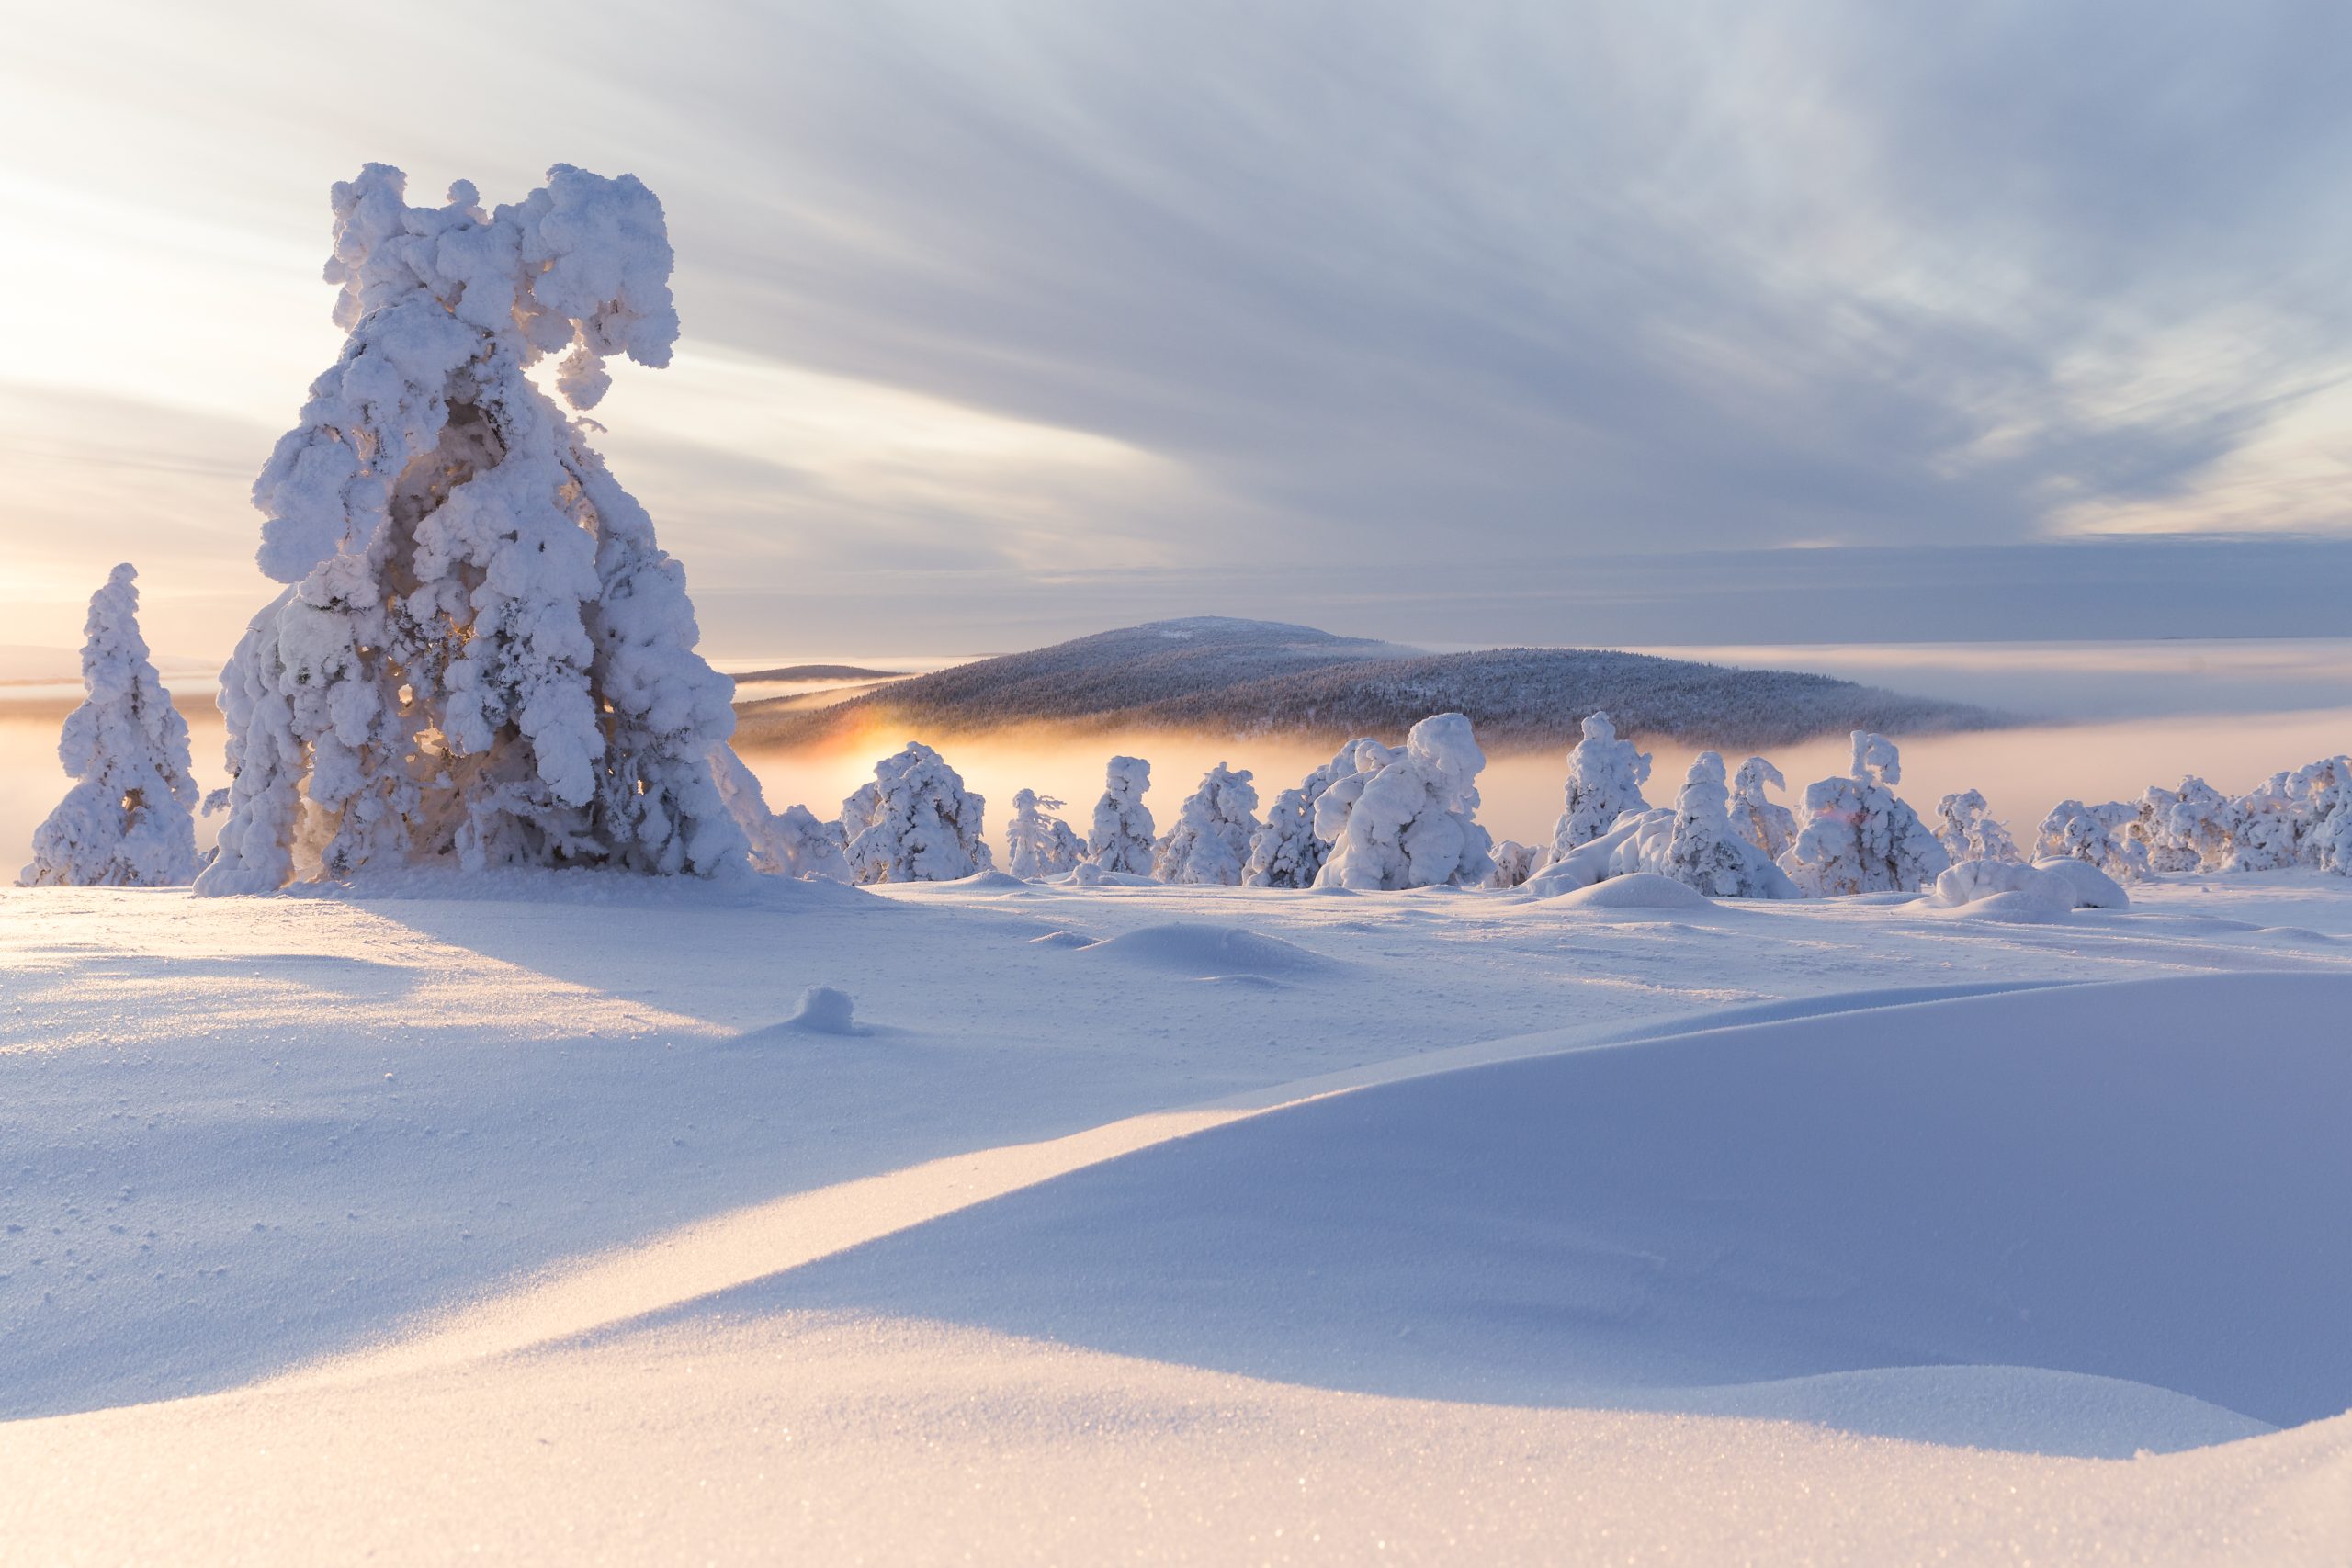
[4,872,2351,1559]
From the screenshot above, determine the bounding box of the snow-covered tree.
[1005,789,1085,879]
[1934,788,2020,865]
[1155,764,1261,885]
[771,805,852,883]
[2224,774,2302,871]
[1780,731,1950,897]
[1548,712,1650,862]
[707,745,851,883]
[2137,776,2231,873]
[2034,799,2151,883]
[197,164,742,894]
[1728,755,1798,863]
[1242,739,1370,888]
[1244,786,1322,888]
[1664,752,1779,897]
[1316,714,1495,890]
[2290,756,2352,873]
[1487,838,1540,888]
[19,565,200,887]
[842,742,990,883]
[1087,756,1157,875]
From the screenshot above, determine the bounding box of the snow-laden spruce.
[2138,776,2232,873]
[1779,732,1950,897]
[1664,752,1791,897]
[1087,756,1157,876]
[20,565,201,888]
[1934,788,2020,865]
[1728,756,1798,863]
[708,745,849,881]
[1242,738,1365,888]
[1155,764,1261,885]
[1316,714,1495,890]
[2035,799,2151,883]
[198,164,742,893]
[842,743,990,884]
[1547,712,1651,862]
[1005,789,1085,879]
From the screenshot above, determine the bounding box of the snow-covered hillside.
[739,616,2002,751]
[4,871,2348,1560]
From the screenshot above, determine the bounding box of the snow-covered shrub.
[2035,799,2151,883]
[842,743,990,883]
[1546,712,1651,861]
[1155,764,1261,885]
[1728,755,1798,863]
[1487,838,1541,888]
[19,564,200,887]
[1005,789,1085,879]
[1316,714,1495,890]
[1779,732,1950,897]
[197,164,741,894]
[770,805,852,883]
[1087,756,1157,875]
[2137,776,2232,873]
[1934,788,2020,865]
[1928,857,2126,919]
[1664,752,1790,897]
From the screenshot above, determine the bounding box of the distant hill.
[735,616,2004,751]
[726,663,910,683]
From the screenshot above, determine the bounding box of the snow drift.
[725,974,2352,1455]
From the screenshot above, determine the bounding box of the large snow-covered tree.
[1547,712,1650,862]
[1780,732,1949,896]
[1155,764,1261,885]
[1728,755,1798,863]
[1005,789,1085,879]
[20,565,201,888]
[842,743,990,884]
[1934,788,2020,865]
[1316,714,1495,890]
[1087,756,1157,875]
[197,164,743,893]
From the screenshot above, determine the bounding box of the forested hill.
[735,616,2004,751]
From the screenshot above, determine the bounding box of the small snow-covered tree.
[1728,756,1798,863]
[1548,712,1650,862]
[1487,838,1540,888]
[197,164,742,894]
[2035,799,2151,883]
[2290,756,2352,872]
[1244,786,1321,887]
[20,565,200,887]
[1934,788,2019,865]
[2138,776,2231,873]
[1665,752,1778,897]
[1316,714,1495,890]
[1005,789,1084,879]
[1780,732,1950,897]
[1155,764,1261,885]
[2225,774,2302,871]
[1087,756,1157,875]
[771,805,852,882]
[842,742,990,883]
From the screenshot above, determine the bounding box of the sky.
[4,0,2351,664]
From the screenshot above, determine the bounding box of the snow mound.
[946,870,1029,893]
[1548,871,1713,910]
[727,974,2352,1456]
[2033,856,2132,909]
[739,986,863,1038]
[1070,922,1330,976]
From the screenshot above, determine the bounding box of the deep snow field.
[4,870,2350,1562]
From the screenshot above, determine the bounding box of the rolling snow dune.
[692,974,2352,1456]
